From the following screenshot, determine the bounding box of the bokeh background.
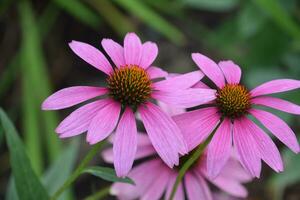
[1,0,300,199]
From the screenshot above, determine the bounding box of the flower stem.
[83,186,111,200]
[168,121,222,200]
[51,141,105,200]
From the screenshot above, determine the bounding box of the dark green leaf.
[0,108,49,200]
[183,0,240,11]
[83,166,135,185]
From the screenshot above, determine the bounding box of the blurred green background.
[0,0,300,199]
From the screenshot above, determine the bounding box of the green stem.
[84,186,111,200]
[168,121,222,200]
[51,141,105,200]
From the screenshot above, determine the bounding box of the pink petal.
[139,42,158,69]
[146,66,168,79]
[152,88,216,108]
[173,107,220,151]
[192,53,225,88]
[208,174,248,198]
[124,32,142,65]
[152,71,204,91]
[139,102,187,167]
[218,60,242,84]
[185,171,212,200]
[250,79,300,97]
[114,107,137,177]
[250,109,300,153]
[207,118,232,178]
[87,101,121,144]
[69,41,113,75]
[243,117,283,173]
[251,96,300,115]
[101,39,125,67]
[57,99,110,138]
[42,86,108,110]
[233,118,261,178]
[192,81,210,89]
[165,172,184,200]
[157,101,185,116]
[141,165,171,200]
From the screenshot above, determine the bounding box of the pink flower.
[42,33,213,177]
[103,134,251,200]
[173,53,300,178]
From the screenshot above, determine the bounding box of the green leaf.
[83,166,135,185]
[114,0,186,45]
[0,108,49,200]
[53,0,101,29]
[252,0,300,41]
[183,0,240,11]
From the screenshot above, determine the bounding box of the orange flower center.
[216,84,251,118]
[107,65,152,108]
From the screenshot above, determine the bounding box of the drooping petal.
[218,60,242,84]
[42,86,108,110]
[56,99,110,138]
[157,101,185,116]
[147,66,168,79]
[114,107,137,177]
[185,171,213,200]
[233,118,261,178]
[87,101,121,144]
[101,39,125,67]
[192,53,225,88]
[69,41,113,75]
[139,102,187,167]
[152,71,204,91]
[141,165,171,200]
[139,42,158,69]
[165,172,184,200]
[208,175,248,198]
[124,33,142,65]
[152,88,216,108]
[192,81,210,89]
[173,107,220,151]
[207,118,232,178]
[250,79,300,97]
[250,109,300,153]
[243,117,283,172]
[251,96,300,115]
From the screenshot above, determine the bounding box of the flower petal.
[192,53,225,88]
[152,88,216,108]
[250,79,300,97]
[69,41,113,75]
[146,66,168,79]
[114,107,137,177]
[152,71,204,91]
[173,107,220,151]
[87,101,121,144]
[42,86,108,110]
[192,81,210,89]
[101,38,125,67]
[207,118,232,178]
[185,171,213,200]
[124,33,142,65]
[243,117,283,173]
[218,60,242,84]
[251,96,300,115]
[165,172,184,200]
[157,101,185,116]
[233,118,261,178]
[250,109,300,153]
[139,102,187,167]
[57,99,110,138]
[139,42,158,69]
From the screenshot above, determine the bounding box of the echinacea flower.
[42,33,212,177]
[173,53,300,178]
[103,134,251,200]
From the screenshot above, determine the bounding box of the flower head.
[173,53,300,178]
[103,134,251,200]
[41,33,210,177]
